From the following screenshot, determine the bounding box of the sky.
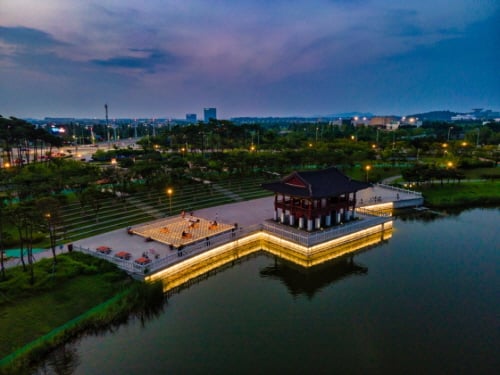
[1,0,499,119]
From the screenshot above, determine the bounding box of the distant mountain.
[406,110,460,121]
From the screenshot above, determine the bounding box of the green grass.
[0,252,132,359]
[461,167,500,179]
[417,181,500,207]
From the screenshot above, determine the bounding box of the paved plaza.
[4,183,419,268]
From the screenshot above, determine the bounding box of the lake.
[34,208,499,374]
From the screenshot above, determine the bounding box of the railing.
[375,183,422,196]
[262,215,391,247]
[75,224,263,276]
[355,206,392,217]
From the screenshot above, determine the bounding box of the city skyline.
[1,0,499,119]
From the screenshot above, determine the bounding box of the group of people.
[142,250,160,259]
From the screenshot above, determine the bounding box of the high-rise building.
[186,113,197,122]
[204,108,216,123]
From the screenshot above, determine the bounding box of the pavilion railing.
[262,214,391,247]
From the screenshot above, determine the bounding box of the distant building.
[351,116,370,127]
[369,116,400,130]
[186,113,197,122]
[204,108,217,123]
[400,116,423,127]
[451,114,476,121]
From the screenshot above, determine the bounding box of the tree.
[9,201,38,283]
[36,197,62,265]
[79,185,113,223]
[0,199,7,280]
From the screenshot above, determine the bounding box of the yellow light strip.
[146,222,393,293]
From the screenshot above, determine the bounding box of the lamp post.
[365,165,371,182]
[167,188,173,215]
[447,126,454,141]
[45,213,57,263]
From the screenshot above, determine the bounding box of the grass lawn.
[0,253,133,360]
[418,181,500,207]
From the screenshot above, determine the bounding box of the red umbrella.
[135,257,151,265]
[96,246,112,253]
[115,251,131,260]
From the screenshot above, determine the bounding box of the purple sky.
[1,0,499,119]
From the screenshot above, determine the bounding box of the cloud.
[91,48,179,73]
[0,26,68,48]
[0,0,499,118]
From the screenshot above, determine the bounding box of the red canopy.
[115,251,131,259]
[135,257,151,265]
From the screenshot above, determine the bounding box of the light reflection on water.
[33,208,499,375]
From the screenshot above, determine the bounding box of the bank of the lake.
[0,252,163,375]
[419,180,500,208]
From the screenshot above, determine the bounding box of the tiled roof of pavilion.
[261,166,371,198]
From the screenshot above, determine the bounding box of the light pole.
[167,188,173,215]
[447,126,454,141]
[365,165,371,182]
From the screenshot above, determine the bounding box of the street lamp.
[167,188,173,215]
[447,126,454,141]
[365,165,371,182]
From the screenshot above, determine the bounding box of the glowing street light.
[365,165,371,182]
[167,188,173,215]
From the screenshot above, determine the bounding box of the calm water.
[35,208,499,374]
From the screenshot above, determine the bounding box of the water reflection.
[28,282,165,375]
[396,206,500,222]
[33,343,80,375]
[260,255,367,299]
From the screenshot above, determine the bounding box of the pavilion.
[261,166,371,231]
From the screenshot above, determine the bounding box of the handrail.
[74,224,263,276]
[375,183,422,196]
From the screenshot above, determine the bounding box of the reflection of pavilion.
[261,167,370,231]
[260,255,368,299]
